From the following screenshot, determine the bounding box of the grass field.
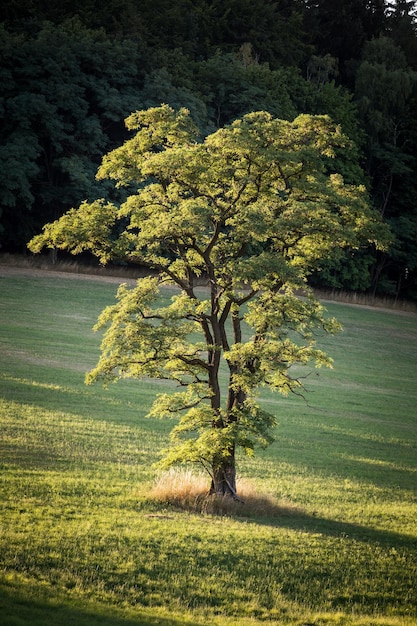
[0,267,416,626]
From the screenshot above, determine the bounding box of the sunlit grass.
[0,270,416,625]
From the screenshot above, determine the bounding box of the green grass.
[0,269,416,625]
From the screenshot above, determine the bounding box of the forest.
[1,0,417,299]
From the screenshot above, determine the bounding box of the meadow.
[0,266,416,626]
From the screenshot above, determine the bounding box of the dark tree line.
[1,0,417,299]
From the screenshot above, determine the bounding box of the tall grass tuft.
[151,468,301,517]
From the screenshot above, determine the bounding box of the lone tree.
[29,105,387,498]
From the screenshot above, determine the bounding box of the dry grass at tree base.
[151,469,302,518]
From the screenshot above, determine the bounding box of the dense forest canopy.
[1,0,417,299]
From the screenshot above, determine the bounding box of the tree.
[387,1,417,68]
[194,50,298,129]
[355,36,417,294]
[0,20,142,250]
[28,106,388,498]
[305,0,386,83]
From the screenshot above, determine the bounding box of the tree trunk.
[210,454,238,499]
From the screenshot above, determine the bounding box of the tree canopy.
[28,106,388,497]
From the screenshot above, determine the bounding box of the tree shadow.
[0,583,196,626]
[243,504,417,549]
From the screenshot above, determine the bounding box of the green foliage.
[193,51,299,129]
[28,106,388,492]
[305,0,386,75]
[354,35,417,294]
[29,200,122,263]
[0,20,142,249]
[310,248,376,291]
[356,36,417,143]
